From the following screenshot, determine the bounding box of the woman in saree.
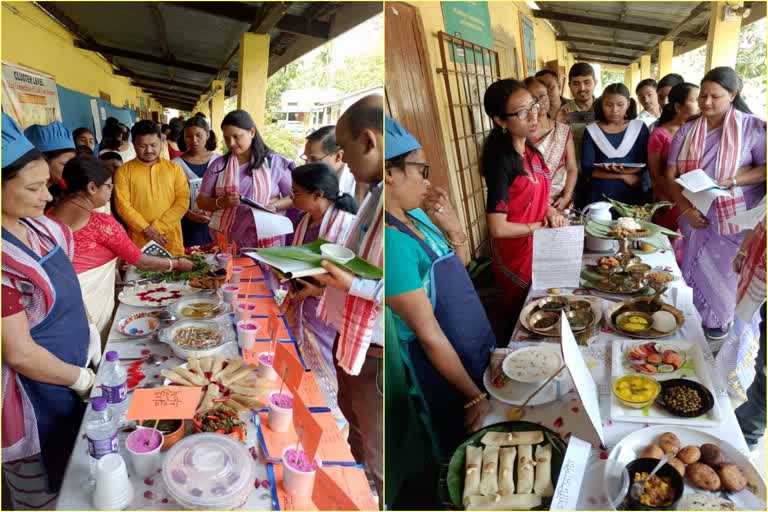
[665,66,766,344]
[48,157,194,339]
[173,116,221,247]
[524,77,578,211]
[285,162,357,419]
[1,113,96,507]
[482,79,568,334]
[384,116,495,461]
[197,110,295,251]
[582,83,651,206]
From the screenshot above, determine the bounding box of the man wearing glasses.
[302,125,368,204]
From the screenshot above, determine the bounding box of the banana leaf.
[580,266,655,296]
[255,238,382,279]
[603,196,674,220]
[585,218,679,250]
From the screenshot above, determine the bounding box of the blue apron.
[385,213,496,459]
[3,223,89,493]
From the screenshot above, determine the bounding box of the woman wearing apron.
[197,109,295,251]
[1,113,95,508]
[384,117,496,462]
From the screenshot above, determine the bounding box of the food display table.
[483,248,752,510]
[57,258,373,510]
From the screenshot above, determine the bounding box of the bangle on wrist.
[167,258,174,272]
[680,206,693,218]
[215,196,224,209]
[463,392,488,409]
[447,232,468,248]
[732,176,738,187]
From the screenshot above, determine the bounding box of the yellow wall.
[407,2,574,233]
[2,2,162,118]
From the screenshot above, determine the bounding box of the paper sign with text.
[126,386,202,421]
[274,342,305,392]
[313,466,370,510]
[257,412,354,463]
[292,393,322,461]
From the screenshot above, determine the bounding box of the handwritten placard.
[274,342,305,392]
[292,393,322,461]
[313,466,377,511]
[268,311,280,341]
[125,386,202,421]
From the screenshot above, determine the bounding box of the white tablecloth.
[56,273,273,510]
[482,248,751,510]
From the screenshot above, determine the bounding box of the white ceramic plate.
[117,310,164,337]
[483,364,570,406]
[502,345,563,383]
[606,426,765,510]
[118,283,200,307]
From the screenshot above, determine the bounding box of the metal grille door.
[436,31,501,258]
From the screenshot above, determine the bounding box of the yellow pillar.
[630,63,640,96]
[640,55,651,80]
[210,80,225,144]
[238,32,270,131]
[658,41,674,78]
[624,66,632,90]
[705,1,743,71]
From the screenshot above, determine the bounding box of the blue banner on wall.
[55,84,137,146]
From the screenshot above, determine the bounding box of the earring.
[502,127,508,134]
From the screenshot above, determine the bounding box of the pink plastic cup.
[216,252,232,266]
[258,351,278,381]
[235,301,256,323]
[229,265,244,285]
[282,447,320,497]
[222,284,239,304]
[236,321,259,350]
[267,391,293,433]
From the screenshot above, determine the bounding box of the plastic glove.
[86,323,102,368]
[68,367,96,399]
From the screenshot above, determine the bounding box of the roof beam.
[275,15,330,40]
[533,11,671,36]
[169,2,258,22]
[251,2,291,33]
[115,70,207,90]
[556,35,649,52]
[134,84,202,100]
[151,3,173,61]
[645,2,711,57]
[149,93,200,105]
[569,47,638,59]
[575,56,632,66]
[74,40,219,75]
[131,80,204,95]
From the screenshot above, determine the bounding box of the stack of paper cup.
[235,301,256,323]
[125,428,163,478]
[221,284,239,304]
[93,453,134,510]
[236,320,259,351]
[229,265,244,285]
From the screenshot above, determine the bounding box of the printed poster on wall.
[519,13,537,77]
[441,1,495,66]
[2,61,62,129]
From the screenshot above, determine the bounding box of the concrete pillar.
[238,32,270,131]
[705,1,743,71]
[624,66,632,91]
[630,63,640,96]
[658,41,674,78]
[640,55,651,80]
[210,80,225,144]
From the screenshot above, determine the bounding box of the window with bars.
[436,31,502,259]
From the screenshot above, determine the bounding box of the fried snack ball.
[677,445,701,464]
[668,457,686,477]
[699,443,725,467]
[718,464,747,492]
[659,432,681,453]
[686,462,722,491]
[640,444,665,459]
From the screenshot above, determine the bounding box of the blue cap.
[24,121,75,153]
[385,116,421,161]
[2,112,36,168]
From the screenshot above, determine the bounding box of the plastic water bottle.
[101,351,129,420]
[84,396,119,483]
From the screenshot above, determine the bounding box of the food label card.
[257,411,354,463]
[550,435,591,511]
[560,313,605,447]
[274,342,305,392]
[313,466,377,510]
[125,386,203,420]
[532,226,584,290]
[293,392,322,461]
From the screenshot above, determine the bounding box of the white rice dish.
[616,217,642,231]
[502,347,562,383]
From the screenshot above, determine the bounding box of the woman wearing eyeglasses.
[582,83,651,206]
[385,116,496,465]
[482,79,569,335]
[525,77,578,211]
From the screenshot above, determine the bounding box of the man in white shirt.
[314,95,383,504]
[303,125,368,205]
[636,78,661,128]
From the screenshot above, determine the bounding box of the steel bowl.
[536,296,570,313]
[569,299,592,311]
[528,310,561,332]
[565,309,594,331]
[625,263,652,281]
[616,311,654,335]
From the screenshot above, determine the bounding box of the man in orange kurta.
[114,120,189,256]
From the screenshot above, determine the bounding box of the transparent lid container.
[162,433,254,510]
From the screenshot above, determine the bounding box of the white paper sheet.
[675,168,727,193]
[245,251,327,278]
[249,207,295,239]
[681,187,731,215]
[559,314,605,447]
[550,436,591,511]
[532,226,584,290]
[729,196,766,230]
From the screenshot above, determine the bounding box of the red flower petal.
[254,478,261,488]
[553,417,564,428]
[261,480,270,489]
[144,477,154,486]
[599,451,608,460]
[571,406,579,413]
[144,490,154,499]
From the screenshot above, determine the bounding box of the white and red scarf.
[209,154,280,247]
[677,106,746,235]
[736,215,767,322]
[292,205,357,248]
[1,216,73,462]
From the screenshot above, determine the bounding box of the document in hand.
[676,169,731,215]
[239,196,295,239]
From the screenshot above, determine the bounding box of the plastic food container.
[168,296,229,321]
[158,319,233,360]
[612,375,661,409]
[320,243,355,264]
[162,433,255,510]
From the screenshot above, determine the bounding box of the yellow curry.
[619,315,650,332]
[613,375,659,403]
[633,471,675,507]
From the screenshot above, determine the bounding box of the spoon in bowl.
[629,451,676,500]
